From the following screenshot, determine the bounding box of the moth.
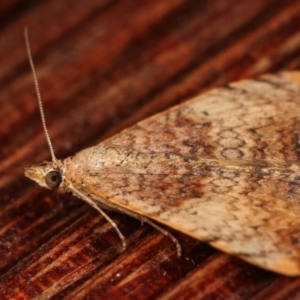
[24,30,300,276]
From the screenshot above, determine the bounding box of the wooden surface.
[1,0,300,299]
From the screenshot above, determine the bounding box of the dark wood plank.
[0,0,300,299]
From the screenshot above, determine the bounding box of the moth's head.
[25,161,64,190]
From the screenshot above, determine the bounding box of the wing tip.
[271,257,300,277]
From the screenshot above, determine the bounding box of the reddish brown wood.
[0,0,24,17]
[1,0,300,299]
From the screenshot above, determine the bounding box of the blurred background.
[0,0,300,299]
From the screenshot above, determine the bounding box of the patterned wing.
[66,72,300,275]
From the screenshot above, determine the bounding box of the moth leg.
[88,194,182,257]
[69,185,181,256]
[140,217,182,257]
[69,185,127,250]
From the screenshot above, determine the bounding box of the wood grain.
[1,0,300,298]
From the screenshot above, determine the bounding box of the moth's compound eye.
[45,170,62,189]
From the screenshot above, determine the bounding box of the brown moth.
[24,31,300,276]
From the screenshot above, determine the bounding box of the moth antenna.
[24,28,57,164]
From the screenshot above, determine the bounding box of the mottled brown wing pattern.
[65,72,300,275]
[99,72,300,163]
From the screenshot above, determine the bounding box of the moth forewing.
[24,30,300,277]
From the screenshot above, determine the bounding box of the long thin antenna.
[24,28,57,163]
